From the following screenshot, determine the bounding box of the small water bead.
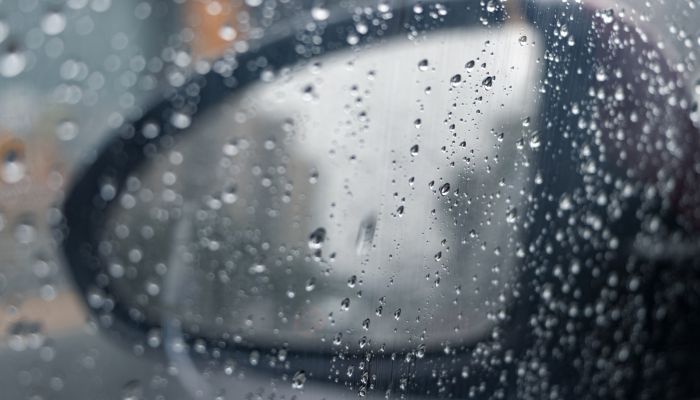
[308,227,326,249]
[450,74,462,87]
[506,207,518,224]
[170,112,191,129]
[2,148,26,184]
[41,11,67,35]
[56,119,79,141]
[465,60,475,71]
[341,297,351,311]
[518,35,528,46]
[291,370,307,389]
[416,343,426,358]
[481,76,493,89]
[0,48,27,78]
[439,182,451,195]
[218,24,237,41]
[362,318,370,330]
[311,6,330,21]
[410,144,419,156]
[417,59,429,71]
[221,185,237,204]
[305,278,316,292]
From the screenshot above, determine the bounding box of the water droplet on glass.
[450,74,462,87]
[2,147,26,184]
[292,370,306,389]
[481,76,493,89]
[410,144,419,156]
[465,60,475,71]
[170,112,191,129]
[416,343,426,358]
[0,49,27,78]
[439,183,451,195]
[221,185,237,204]
[218,24,237,41]
[506,207,518,224]
[308,227,327,249]
[311,6,330,21]
[528,132,541,149]
[333,332,343,345]
[41,12,67,35]
[393,308,402,320]
[305,278,316,292]
[341,297,351,311]
[519,35,528,46]
[417,59,429,71]
[56,120,79,141]
[362,318,370,330]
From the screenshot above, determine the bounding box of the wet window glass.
[1,1,700,399]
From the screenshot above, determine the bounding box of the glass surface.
[0,1,699,399]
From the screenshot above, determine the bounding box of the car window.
[1,1,700,399]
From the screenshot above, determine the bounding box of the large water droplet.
[2,147,26,184]
[41,12,67,35]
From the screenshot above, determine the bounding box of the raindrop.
[0,49,27,78]
[528,132,541,149]
[2,147,26,184]
[518,35,527,46]
[465,60,475,70]
[450,74,462,87]
[305,278,316,292]
[481,76,493,89]
[506,207,518,224]
[393,308,402,320]
[341,297,351,311]
[311,6,330,21]
[41,12,67,35]
[170,112,191,129]
[308,227,327,249]
[416,343,426,358]
[221,185,237,204]
[410,144,419,156]
[439,182,451,195]
[291,370,307,389]
[218,24,237,41]
[56,120,79,141]
[417,59,429,71]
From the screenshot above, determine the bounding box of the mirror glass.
[98,23,544,352]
